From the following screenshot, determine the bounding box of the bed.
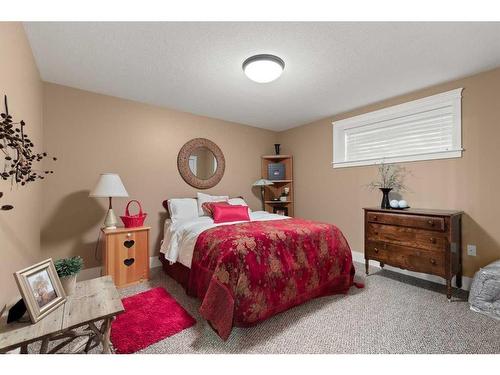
[159,196,358,340]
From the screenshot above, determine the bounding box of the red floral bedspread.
[187,218,356,340]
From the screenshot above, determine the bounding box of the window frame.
[332,88,464,168]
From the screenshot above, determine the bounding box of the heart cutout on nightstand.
[124,258,135,267]
[124,240,135,248]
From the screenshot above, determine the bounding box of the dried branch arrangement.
[366,162,409,192]
[1,95,56,210]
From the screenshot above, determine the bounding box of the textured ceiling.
[24,22,500,131]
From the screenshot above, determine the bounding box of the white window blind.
[333,88,463,168]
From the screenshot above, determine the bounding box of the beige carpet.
[114,263,499,354]
[27,262,500,354]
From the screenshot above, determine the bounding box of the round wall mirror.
[177,138,225,189]
[188,146,218,180]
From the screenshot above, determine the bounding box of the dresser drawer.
[365,241,446,277]
[367,223,447,251]
[366,212,445,232]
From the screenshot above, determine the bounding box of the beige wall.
[0,23,44,308]
[41,83,277,269]
[3,24,499,293]
[279,67,500,277]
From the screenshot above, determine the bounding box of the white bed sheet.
[160,211,289,268]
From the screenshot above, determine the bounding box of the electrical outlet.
[467,244,477,256]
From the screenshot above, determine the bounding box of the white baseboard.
[77,256,162,282]
[149,256,162,268]
[352,250,472,291]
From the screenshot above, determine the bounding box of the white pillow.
[228,197,251,212]
[168,198,199,222]
[197,192,229,216]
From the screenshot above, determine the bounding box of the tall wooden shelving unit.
[261,155,294,217]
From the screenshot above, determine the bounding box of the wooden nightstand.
[101,226,151,288]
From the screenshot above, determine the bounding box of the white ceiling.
[24,22,500,131]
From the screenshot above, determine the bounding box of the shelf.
[267,179,292,183]
[262,155,292,160]
[265,200,293,204]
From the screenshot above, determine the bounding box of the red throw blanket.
[187,218,356,340]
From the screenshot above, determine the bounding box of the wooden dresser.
[363,207,462,300]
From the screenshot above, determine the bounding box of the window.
[332,88,463,168]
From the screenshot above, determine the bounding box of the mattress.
[159,210,289,268]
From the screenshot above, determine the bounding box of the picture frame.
[14,258,67,323]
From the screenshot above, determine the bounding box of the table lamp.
[253,178,274,211]
[89,173,129,229]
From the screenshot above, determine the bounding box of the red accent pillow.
[201,201,230,217]
[213,205,250,223]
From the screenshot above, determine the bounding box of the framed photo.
[14,259,67,323]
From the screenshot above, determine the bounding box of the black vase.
[379,188,392,209]
[274,144,281,155]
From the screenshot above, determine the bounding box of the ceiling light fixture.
[242,54,285,83]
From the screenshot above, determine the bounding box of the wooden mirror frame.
[177,138,225,189]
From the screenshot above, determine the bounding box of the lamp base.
[103,208,119,229]
[260,186,265,211]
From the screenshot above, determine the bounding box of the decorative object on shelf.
[280,186,290,201]
[177,138,225,189]
[120,200,147,228]
[273,206,288,216]
[268,162,285,180]
[253,178,274,210]
[1,95,56,210]
[274,143,281,155]
[398,200,408,208]
[89,173,129,229]
[366,162,409,209]
[389,199,410,209]
[390,199,399,208]
[379,188,392,209]
[14,259,67,323]
[54,256,84,295]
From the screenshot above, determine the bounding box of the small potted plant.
[367,163,408,209]
[55,256,84,295]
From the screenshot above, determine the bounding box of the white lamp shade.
[253,178,274,186]
[89,173,129,198]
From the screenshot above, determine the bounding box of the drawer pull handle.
[374,248,379,253]
[427,220,435,226]
[124,258,135,267]
[430,259,436,265]
[127,233,132,237]
[124,240,135,249]
[373,216,378,221]
[430,238,437,244]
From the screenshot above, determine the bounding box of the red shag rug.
[110,287,196,353]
